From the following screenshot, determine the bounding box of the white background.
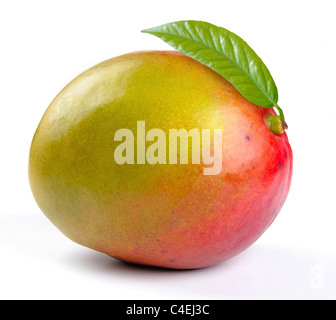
[1,0,335,300]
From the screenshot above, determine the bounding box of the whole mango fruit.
[29,51,292,269]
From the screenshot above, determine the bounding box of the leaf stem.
[274,105,288,130]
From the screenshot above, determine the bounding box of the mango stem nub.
[265,115,287,135]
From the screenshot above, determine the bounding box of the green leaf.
[142,20,278,109]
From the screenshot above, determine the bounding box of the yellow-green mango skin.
[29,51,293,269]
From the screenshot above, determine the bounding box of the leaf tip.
[141,27,157,34]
